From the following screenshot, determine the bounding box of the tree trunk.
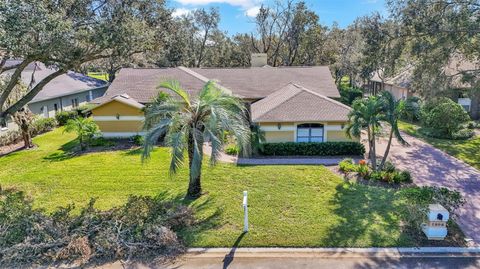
[379,128,394,171]
[20,118,32,149]
[186,133,202,199]
[369,126,377,171]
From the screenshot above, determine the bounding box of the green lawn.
[87,72,109,81]
[0,129,427,247]
[399,121,480,170]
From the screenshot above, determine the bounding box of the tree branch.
[1,69,67,118]
[0,58,33,110]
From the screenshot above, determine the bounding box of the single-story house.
[0,61,109,134]
[366,59,480,120]
[90,57,353,143]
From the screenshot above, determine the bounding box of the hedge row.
[260,142,365,156]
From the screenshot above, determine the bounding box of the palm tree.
[345,96,383,171]
[64,117,99,150]
[142,80,251,199]
[378,91,408,170]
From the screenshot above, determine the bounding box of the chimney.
[251,53,268,67]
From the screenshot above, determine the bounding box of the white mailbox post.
[422,204,449,240]
[243,191,248,232]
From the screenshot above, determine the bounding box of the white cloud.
[172,8,194,18]
[245,6,260,17]
[176,0,257,8]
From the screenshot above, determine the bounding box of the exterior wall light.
[116,113,120,120]
[277,123,282,130]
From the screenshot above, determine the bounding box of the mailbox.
[421,204,449,240]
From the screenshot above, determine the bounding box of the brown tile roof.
[251,83,351,122]
[92,68,207,104]
[94,66,339,103]
[192,66,339,99]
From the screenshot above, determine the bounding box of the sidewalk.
[97,248,480,269]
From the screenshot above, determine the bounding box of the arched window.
[297,123,324,142]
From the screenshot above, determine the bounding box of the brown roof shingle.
[251,83,351,122]
[95,66,339,103]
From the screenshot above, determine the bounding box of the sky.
[168,0,387,35]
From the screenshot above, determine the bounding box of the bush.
[0,187,194,266]
[55,111,79,126]
[399,97,421,122]
[74,104,95,118]
[260,142,365,156]
[32,118,57,135]
[339,158,357,172]
[339,87,363,105]
[421,98,470,138]
[397,170,412,183]
[131,135,144,146]
[0,129,22,147]
[225,145,239,156]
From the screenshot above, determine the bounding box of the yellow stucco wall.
[326,131,353,142]
[264,131,294,143]
[96,121,144,132]
[92,100,143,116]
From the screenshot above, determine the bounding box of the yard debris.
[0,187,195,267]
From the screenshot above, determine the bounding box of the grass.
[0,128,449,247]
[87,72,109,81]
[399,121,480,170]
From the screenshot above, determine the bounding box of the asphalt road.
[100,256,480,269]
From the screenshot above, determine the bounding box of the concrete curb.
[186,247,480,258]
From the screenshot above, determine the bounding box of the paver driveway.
[369,132,480,245]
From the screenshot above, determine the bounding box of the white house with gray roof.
[0,61,108,134]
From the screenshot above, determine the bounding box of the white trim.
[101,132,146,138]
[93,116,145,121]
[259,125,295,132]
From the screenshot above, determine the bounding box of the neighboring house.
[367,68,417,101]
[90,56,353,143]
[0,61,109,135]
[366,59,480,120]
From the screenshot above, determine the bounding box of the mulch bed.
[0,141,31,157]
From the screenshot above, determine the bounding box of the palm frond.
[158,80,191,107]
[142,118,171,162]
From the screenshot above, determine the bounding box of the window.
[54,103,58,113]
[40,105,49,118]
[0,118,7,130]
[71,98,79,108]
[297,123,324,142]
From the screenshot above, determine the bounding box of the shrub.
[421,98,470,138]
[131,135,144,146]
[339,87,363,105]
[451,129,475,140]
[397,170,412,183]
[399,97,421,122]
[339,158,357,172]
[55,111,79,126]
[32,118,57,135]
[0,188,194,266]
[260,142,365,156]
[74,104,95,118]
[225,145,239,156]
[0,129,22,147]
[357,162,370,178]
[383,161,396,173]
